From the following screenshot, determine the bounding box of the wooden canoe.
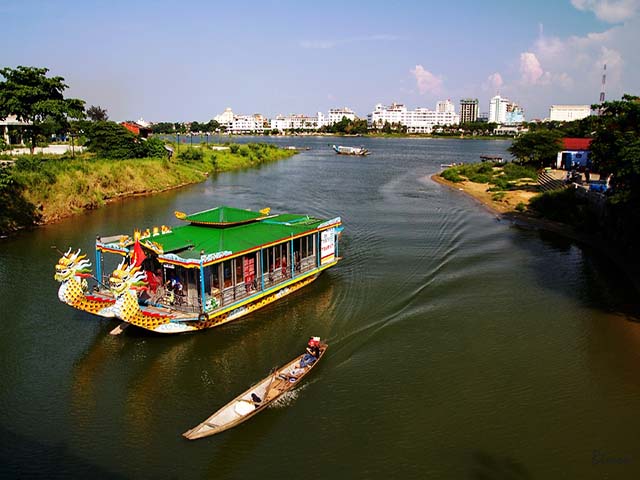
[183,343,328,440]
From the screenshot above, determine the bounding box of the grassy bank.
[0,143,295,232]
[437,162,539,212]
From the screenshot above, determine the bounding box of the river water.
[1,137,639,479]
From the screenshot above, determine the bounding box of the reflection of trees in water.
[71,328,128,421]
[511,228,639,320]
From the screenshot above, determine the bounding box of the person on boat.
[146,268,161,293]
[300,337,321,367]
[306,337,321,358]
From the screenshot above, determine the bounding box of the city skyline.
[3,0,638,121]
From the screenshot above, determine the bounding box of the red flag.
[131,232,147,267]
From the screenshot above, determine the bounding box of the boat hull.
[59,260,338,334]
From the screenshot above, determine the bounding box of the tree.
[0,66,85,153]
[86,105,109,122]
[150,122,175,134]
[189,121,203,133]
[508,130,563,168]
[590,95,640,205]
[205,119,220,132]
[85,121,138,159]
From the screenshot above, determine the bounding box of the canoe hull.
[183,344,328,439]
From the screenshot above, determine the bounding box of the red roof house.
[562,138,592,151]
[557,138,593,170]
[121,121,151,138]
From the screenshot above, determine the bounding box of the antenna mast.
[598,64,607,114]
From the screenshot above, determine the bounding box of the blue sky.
[2,0,638,121]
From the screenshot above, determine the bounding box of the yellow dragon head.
[109,259,147,297]
[55,248,92,282]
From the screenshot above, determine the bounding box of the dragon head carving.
[109,259,147,297]
[55,248,92,283]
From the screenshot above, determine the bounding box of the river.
[1,137,639,479]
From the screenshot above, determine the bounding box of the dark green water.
[1,137,639,479]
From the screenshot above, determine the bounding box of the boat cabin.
[94,206,342,320]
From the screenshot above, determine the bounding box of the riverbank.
[0,143,295,233]
[432,172,640,294]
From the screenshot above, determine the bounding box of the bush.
[441,169,463,182]
[467,173,492,184]
[490,176,510,190]
[515,202,526,212]
[139,137,167,158]
[15,155,44,171]
[85,121,138,159]
[491,191,506,201]
[177,147,203,161]
[229,144,240,154]
[529,188,596,229]
[503,163,537,181]
[477,162,494,174]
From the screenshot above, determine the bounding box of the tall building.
[459,99,479,123]
[549,105,591,122]
[489,96,524,124]
[436,99,455,114]
[489,95,509,123]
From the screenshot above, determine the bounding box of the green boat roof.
[177,205,268,226]
[98,206,341,265]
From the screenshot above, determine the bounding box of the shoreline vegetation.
[432,166,640,294]
[0,143,295,234]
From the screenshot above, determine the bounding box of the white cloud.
[501,14,639,117]
[410,65,443,94]
[484,72,504,91]
[571,0,640,23]
[519,52,550,85]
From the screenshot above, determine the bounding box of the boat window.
[209,263,221,294]
[235,257,244,285]
[243,254,257,291]
[223,260,232,289]
[274,244,282,270]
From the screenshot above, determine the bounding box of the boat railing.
[298,256,316,274]
[208,256,321,312]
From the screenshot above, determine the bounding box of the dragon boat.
[55,206,343,334]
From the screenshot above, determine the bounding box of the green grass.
[3,143,295,228]
[440,161,538,192]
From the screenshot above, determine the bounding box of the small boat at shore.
[332,144,370,156]
[183,338,328,439]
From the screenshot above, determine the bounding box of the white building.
[489,95,525,124]
[270,113,324,132]
[230,114,266,134]
[489,95,509,124]
[327,107,356,125]
[436,100,455,114]
[214,108,234,130]
[1,115,30,145]
[367,103,407,128]
[549,105,591,122]
[367,102,459,133]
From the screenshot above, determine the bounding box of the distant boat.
[332,144,370,156]
[183,338,328,439]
